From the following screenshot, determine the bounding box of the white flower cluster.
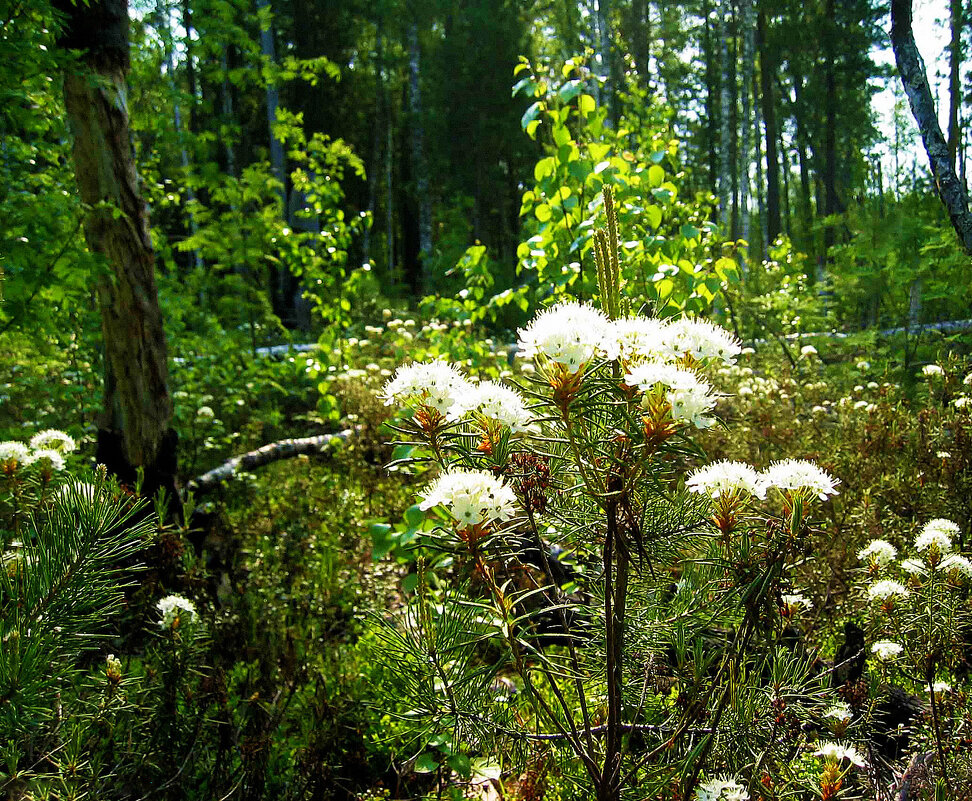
[871,640,903,661]
[516,302,613,371]
[941,552,972,578]
[695,776,749,801]
[814,741,866,767]
[420,469,517,528]
[449,380,536,434]
[29,429,77,452]
[922,364,943,377]
[382,361,471,415]
[822,701,852,722]
[157,594,198,629]
[0,430,76,473]
[782,593,812,612]
[625,362,717,428]
[686,459,839,502]
[857,539,897,566]
[915,518,959,554]
[686,461,764,499]
[760,459,840,500]
[867,579,909,602]
[516,303,741,372]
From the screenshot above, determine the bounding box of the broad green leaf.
[577,94,596,114]
[648,164,665,188]
[646,205,662,230]
[414,752,439,774]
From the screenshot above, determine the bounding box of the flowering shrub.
[369,199,864,800]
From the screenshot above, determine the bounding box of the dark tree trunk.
[758,8,781,243]
[891,0,972,253]
[822,0,843,259]
[53,0,178,504]
[702,0,719,190]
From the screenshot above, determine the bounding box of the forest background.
[3,0,972,798]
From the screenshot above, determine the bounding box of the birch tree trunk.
[408,21,432,290]
[891,0,972,253]
[53,0,178,502]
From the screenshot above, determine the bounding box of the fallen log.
[186,429,355,496]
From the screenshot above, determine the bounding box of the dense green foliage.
[3,0,972,798]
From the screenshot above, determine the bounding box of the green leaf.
[577,94,596,115]
[680,224,700,241]
[414,752,439,774]
[534,157,556,182]
[648,164,665,188]
[535,204,552,222]
[521,101,543,130]
[552,123,572,148]
[557,79,582,103]
[404,504,425,527]
[646,205,662,230]
[447,753,471,779]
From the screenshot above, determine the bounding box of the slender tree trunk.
[822,0,842,263]
[718,0,733,231]
[739,0,754,246]
[159,0,202,271]
[758,8,781,243]
[753,74,767,256]
[256,0,292,318]
[54,0,178,502]
[407,21,432,291]
[948,0,963,168]
[702,0,719,190]
[891,0,972,252]
[180,0,198,134]
[781,129,792,238]
[362,29,385,269]
[220,47,237,178]
[633,0,651,91]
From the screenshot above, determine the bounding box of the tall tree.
[757,7,781,243]
[718,0,733,232]
[407,19,432,291]
[891,0,972,252]
[53,0,178,501]
[947,0,963,169]
[739,0,754,245]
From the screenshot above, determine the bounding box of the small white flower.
[382,361,471,415]
[922,364,943,377]
[782,593,812,612]
[607,316,669,361]
[853,400,868,410]
[625,362,717,428]
[814,742,866,767]
[867,579,909,602]
[856,360,870,370]
[196,406,215,419]
[858,539,897,566]
[25,448,66,472]
[800,344,818,358]
[420,469,517,528]
[940,553,972,579]
[823,701,852,721]
[932,681,951,694]
[663,318,741,365]
[901,558,927,576]
[871,640,903,660]
[516,302,612,371]
[759,459,840,500]
[954,396,970,409]
[964,373,972,386]
[695,777,749,801]
[867,381,880,390]
[915,519,959,554]
[157,595,197,629]
[936,450,952,459]
[686,461,764,499]
[0,441,30,464]
[450,381,536,434]
[29,429,77,453]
